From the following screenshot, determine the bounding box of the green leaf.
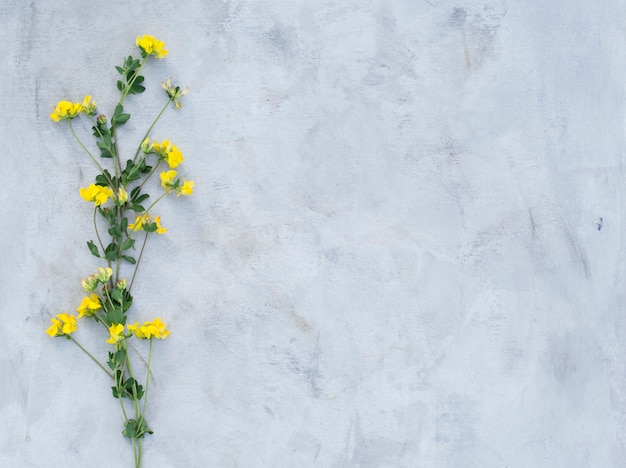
[110,288,123,303]
[121,237,135,251]
[115,65,124,75]
[105,307,125,325]
[122,255,136,265]
[115,113,131,125]
[122,419,138,438]
[116,80,124,91]
[135,193,149,204]
[87,240,100,258]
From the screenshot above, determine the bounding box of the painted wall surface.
[1,1,625,467]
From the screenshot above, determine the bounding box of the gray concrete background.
[1,1,625,467]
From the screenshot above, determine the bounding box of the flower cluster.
[161,169,194,196]
[136,35,168,58]
[128,213,167,234]
[143,138,184,168]
[46,35,189,467]
[45,313,77,337]
[80,184,115,206]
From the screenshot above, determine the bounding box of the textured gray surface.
[1,1,625,467]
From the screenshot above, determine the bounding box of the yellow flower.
[129,213,167,234]
[160,170,193,196]
[128,213,147,231]
[50,100,83,122]
[152,139,184,168]
[80,184,114,206]
[128,318,170,340]
[180,179,194,196]
[46,313,77,337]
[153,216,167,234]
[106,323,126,345]
[81,95,97,116]
[160,170,178,193]
[116,188,129,205]
[136,35,168,58]
[162,79,188,109]
[77,294,102,318]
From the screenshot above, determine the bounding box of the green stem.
[69,120,113,187]
[142,339,153,418]
[120,57,148,104]
[129,232,149,293]
[89,115,120,184]
[133,99,173,164]
[137,160,162,192]
[69,336,113,379]
[126,191,167,293]
[93,207,108,266]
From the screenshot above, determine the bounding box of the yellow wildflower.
[128,318,170,340]
[77,294,102,318]
[180,179,194,196]
[50,100,83,122]
[129,213,167,234]
[106,323,126,345]
[136,35,168,58]
[152,139,184,168]
[160,170,193,196]
[160,170,178,193]
[45,313,77,337]
[153,216,167,234]
[80,184,114,206]
[81,95,97,116]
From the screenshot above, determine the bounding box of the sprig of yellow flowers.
[46,35,191,468]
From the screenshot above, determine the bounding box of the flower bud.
[97,114,107,126]
[97,267,113,283]
[117,188,128,205]
[141,138,153,154]
[115,279,127,290]
[81,275,98,293]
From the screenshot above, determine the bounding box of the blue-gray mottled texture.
[1,1,625,467]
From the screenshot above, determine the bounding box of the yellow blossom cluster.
[160,170,194,196]
[144,138,184,168]
[128,318,170,340]
[46,313,77,337]
[136,35,168,58]
[129,213,167,234]
[49,96,97,122]
[80,184,114,206]
[77,293,102,318]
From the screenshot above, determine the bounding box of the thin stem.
[137,160,162,192]
[120,57,148,104]
[69,336,113,379]
[141,339,153,417]
[129,233,149,293]
[69,120,113,187]
[133,99,173,164]
[93,207,108,265]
